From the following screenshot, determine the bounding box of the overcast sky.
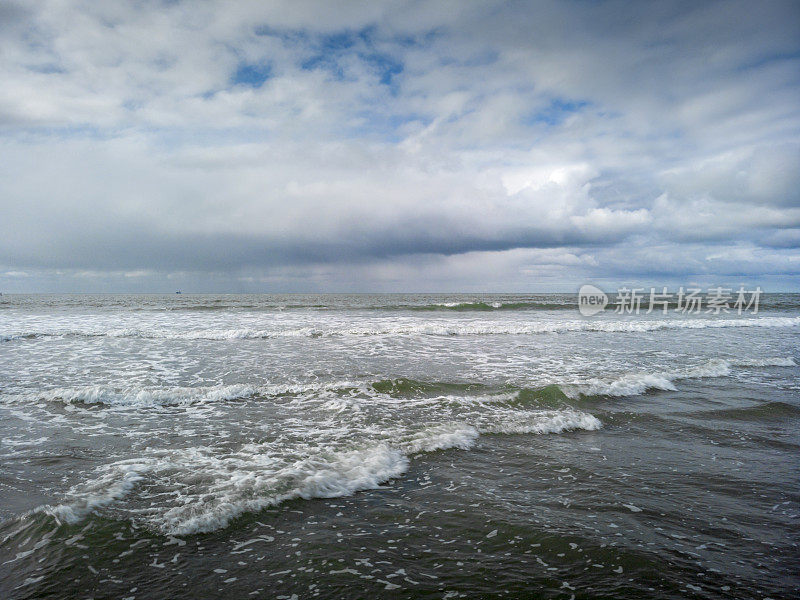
[1,0,798,293]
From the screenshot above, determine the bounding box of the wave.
[400,301,572,312]
[33,411,600,536]
[730,357,797,367]
[8,356,793,409]
[690,400,800,422]
[370,378,488,397]
[573,373,679,397]
[2,380,375,408]
[479,409,602,435]
[571,356,795,398]
[39,444,409,535]
[41,461,147,525]
[11,356,792,534]
[16,383,259,407]
[398,422,480,453]
[3,316,800,342]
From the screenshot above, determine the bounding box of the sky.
[0,0,799,293]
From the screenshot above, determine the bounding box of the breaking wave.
[39,444,409,535]
[15,384,259,407]
[3,316,800,342]
[571,357,796,398]
[6,357,793,409]
[34,411,600,536]
[478,409,602,435]
[401,301,572,311]
[8,356,794,536]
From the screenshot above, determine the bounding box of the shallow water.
[0,294,798,599]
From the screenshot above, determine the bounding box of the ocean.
[0,293,798,599]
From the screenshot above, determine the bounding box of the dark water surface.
[0,294,798,599]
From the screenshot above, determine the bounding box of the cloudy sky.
[1,0,798,292]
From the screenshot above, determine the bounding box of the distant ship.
[175,291,182,294]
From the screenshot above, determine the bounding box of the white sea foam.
[399,422,480,454]
[681,358,732,378]
[4,380,372,408]
[32,410,601,535]
[10,355,792,410]
[576,373,678,397]
[3,315,800,341]
[16,384,258,407]
[41,461,147,525]
[39,444,409,536]
[479,409,602,435]
[159,444,410,535]
[731,356,796,367]
[571,356,795,398]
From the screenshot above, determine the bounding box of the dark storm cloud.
[2,221,624,272]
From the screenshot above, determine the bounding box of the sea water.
[0,294,798,598]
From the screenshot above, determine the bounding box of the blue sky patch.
[526,98,590,126]
[232,62,272,87]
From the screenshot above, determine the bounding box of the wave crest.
[30,411,600,535]
[3,316,800,342]
[571,356,795,398]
